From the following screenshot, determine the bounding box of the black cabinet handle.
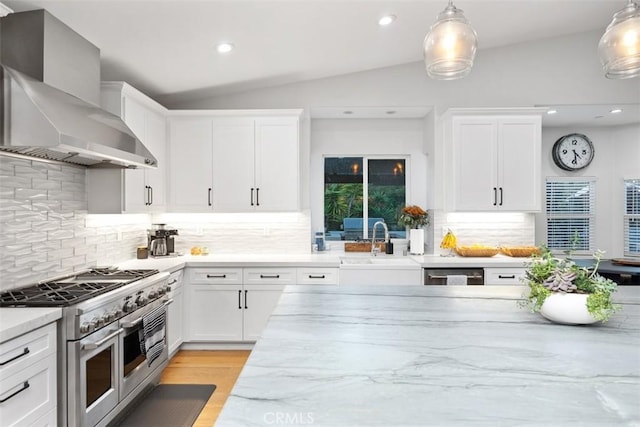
[260,274,280,279]
[208,188,212,206]
[144,186,149,205]
[499,187,503,206]
[256,188,260,206]
[0,347,30,366]
[244,290,248,309]
[493,187,497,206]
[498,274,516,279]
[308,275,326,279]
[0,381,29,403]
[150,186,153,205]
[238,290,242,309]
[206,274,226,279]
[250,188,254,206]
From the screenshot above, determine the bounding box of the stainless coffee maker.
[147,224,178,257]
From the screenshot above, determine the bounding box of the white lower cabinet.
[0,322,57,427]
[185,267,293,342]
[484,267,527,285]
[166,269,184,357]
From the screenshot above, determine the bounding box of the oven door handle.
[82,328,123,350]
[121,299,173,328]
[427,274,483,280]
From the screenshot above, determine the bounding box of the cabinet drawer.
[168,269,184,288]
[296,268,339,285]
[190,268,243,284]
[0,323,56,381]
[484,268,526,285]
[0,356,56,426]
[243,268,296,285]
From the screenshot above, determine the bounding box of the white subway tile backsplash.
[0,174,31,188]
[48,229,75,240]
[32,200,61,211]
[47,248,74,261]
[15,188,47,200]
[14,165,47,179]
[15,231,48,244]
[60,238,86,249]
[32,178,62,190]
[32,261,62,273]
[0,199,32,212]
[61,256,86,269]
[32,241,62,252]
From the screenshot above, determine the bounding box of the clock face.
[552,133,595,171]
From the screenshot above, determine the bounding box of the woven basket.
[500,247,540,257]
[455,246,499,257]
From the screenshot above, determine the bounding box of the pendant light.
[423,0,477,80]
[598,0,640,79]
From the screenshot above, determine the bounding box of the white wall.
[310,118,428,241]
[535,124,640,257]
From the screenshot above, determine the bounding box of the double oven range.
[0,268,172,426]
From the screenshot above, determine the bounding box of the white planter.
[409,229,424,255]
[539,293,598,325]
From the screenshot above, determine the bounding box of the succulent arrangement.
[521,247,620,322]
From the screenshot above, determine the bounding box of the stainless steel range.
[0,268,172,427]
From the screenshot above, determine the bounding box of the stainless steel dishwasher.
[423,268,484,285]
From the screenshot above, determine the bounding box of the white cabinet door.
[186,285,243,341]
[453,117,497,211]
[451,114,541,212]
[497,117,541,211]
[254,117,299,211]
[242,285,284,341]
[144,108,167,210]
[122,96,148,212]
[169,117,214,211]
[211,118,255,212]
[167,271,183,357]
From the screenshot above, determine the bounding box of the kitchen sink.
[341,257,418,266]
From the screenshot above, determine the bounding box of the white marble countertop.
[114,252,529,273]
[217,285,640,426]
[0,307,62,343]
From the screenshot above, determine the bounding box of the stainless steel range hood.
[0,9,157,168]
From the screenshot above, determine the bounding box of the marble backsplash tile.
[0,155,147,292]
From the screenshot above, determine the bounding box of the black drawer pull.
[207,274,226,278]
[260,274,280,279]
[308,275,326,279]
[244,290,248,309]
[498,275,516,279]
[0,347,30,366]
[0,381,30,403]
[238,290,242,309]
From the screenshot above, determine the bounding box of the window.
[324,157,406,241]
[546,178,596,252]
[624,179,640,257]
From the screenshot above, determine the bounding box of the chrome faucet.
[371,221,389,256]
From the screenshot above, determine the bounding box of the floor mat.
[115,384,216,427]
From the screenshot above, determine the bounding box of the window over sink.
[324,156,407,241]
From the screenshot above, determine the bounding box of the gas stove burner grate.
[0,268,161,308]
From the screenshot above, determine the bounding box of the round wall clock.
[552,133,595,171]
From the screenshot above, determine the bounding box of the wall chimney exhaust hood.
[0,9,157,168]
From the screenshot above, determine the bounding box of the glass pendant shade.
[598,0,640,79]
[423,1,477,80]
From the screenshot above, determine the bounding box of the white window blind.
[624,179,640,257]
[546,177,596,252]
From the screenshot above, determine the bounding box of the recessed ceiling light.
[216,43,234,54]
[378,15,396,26]
[547,109,558,115]
[610,108,623,114]
[343,110,354,115]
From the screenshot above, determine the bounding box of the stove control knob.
[93,316,105,328]
[148,290,158,299]
[123,300,137,313]
[157,286,166,296]
[135,295,148,306]
[80,321,95,334]
[111,309,123,319]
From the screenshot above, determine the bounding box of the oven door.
[67,326,122,427]
[119,298,171,401]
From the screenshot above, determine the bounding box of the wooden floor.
[159,350,251,426]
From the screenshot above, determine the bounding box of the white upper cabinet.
[447,109,542,212]
[91,82,167,213]
[168,111,301,213]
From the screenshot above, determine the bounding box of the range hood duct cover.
[0,9,157,168]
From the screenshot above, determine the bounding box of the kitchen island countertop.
[0,307,62,343]
[217,285,640,426]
